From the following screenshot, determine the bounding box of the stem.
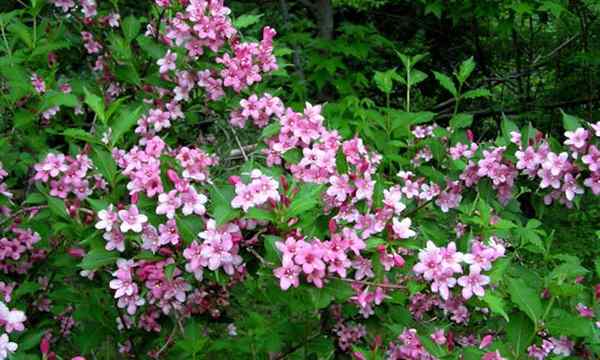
[406,62,411,112]
[0,22,12,59]
[541,296,555,323]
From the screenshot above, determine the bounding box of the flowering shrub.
[0,0,600,359]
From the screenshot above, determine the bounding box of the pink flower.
[591,122,600,137]
[294,244,325,274]
[0,302,26,333]
[392,217,416,239]
[31,73,46,93]
[0,333,17,359]
[479,334,493,349]
[274,263,301,290]
[51,0,75,12]
[156,190,182,219]
[430,329,446,345]
[327,175,353,203]
[118,205,148,233]
[564,128,588,149]
[96,204,118,231]
[157,50,177,74]
[457,268,489,299]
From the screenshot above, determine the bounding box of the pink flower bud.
[40,336,50,354]
[479,334,493,349]
[131,193,139,204]
[67,248,86,258]
[228,176,241,186]
[328,219,337,234]
[167,169,179,183]
[467,129,474,142]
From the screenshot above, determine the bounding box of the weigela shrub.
[0,0,600,359]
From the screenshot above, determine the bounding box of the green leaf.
[86,198,110,212]
[91,145,117,184]
[122,15,141,42]
[373,68,399,95]
[13,109,35,129]
[84,87,106,124]
[137,35,167,59]
[507,278,543,324]
[233,14,263,29]
[246,207,275,222]
[408,69,428,86]
[80,248,119,270]
[8,20,33,48]
[62,128,101,144]
[286,184,323,218]
[12,281,41,301]
[546,310,593,338]
[462,88,491,99]
[210,185,241,226]
[449,113,473,129]
[111,105,143,146]
[42,91,79,109]
[260,122,281,139]
[433,71,457,97]
[457,56,476,84]
[47,196,69,220]
[176,215,204,245]
[506,312,534,358]
[561,111,582,131]
[483,293,509,322]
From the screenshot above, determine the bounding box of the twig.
[155,323,178,358]
[230,127,249,162]
[328,276,405,290]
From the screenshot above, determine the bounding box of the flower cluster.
[0,301,26,360]
[230,93,285,128]
[33,153,102,200]
[96,204,148,252]
[230,169,280,212]
[113,136,166,197]
[109,259,145,315]
[385,328,435,360]
[183,219,244,281]
[0,227,42,275]
[527,336,573,359]
[413,238,504,300]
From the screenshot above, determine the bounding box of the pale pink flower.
[392,217,416,239]
[457,269,489,299]
[157,50,177,74]
[118,206,148,233]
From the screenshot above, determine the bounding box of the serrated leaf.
[84,87,106,123]
[483,293,509,322]
[62,128,101,144]
[561,111,582,131]
[111,105,142,146]
[506,312,534,358]
[80,248,118,270]
[122,15,141,42]
[433,71,457,97]
[91,145,117,184]
[286,184,323,218]
[176,215,204,245]
[233,14,263,29]
[462,88,491,99]
[260,122,281,139]
[449,113,473,129]
[507,278,543,324]
[457,56,476,84]
[47,196,69,220]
